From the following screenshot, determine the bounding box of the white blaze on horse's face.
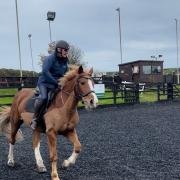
[82,78,98,110]
[88,79,98,104]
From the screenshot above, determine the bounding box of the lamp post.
[28,34,35,77]
[158,54,163,60]
[151,55,157,60]
[116,7,123,64]
[150,55,163,61]
[15,0,23,86]
[175,18,179,84]
[47,11,56,43]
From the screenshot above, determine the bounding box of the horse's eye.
[80,82,85,85]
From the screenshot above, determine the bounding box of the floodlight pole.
[15,0,23,85]
[48,21,52,43]
[175,18,179,84]
[116,7,123,64]
[28,34,35,77]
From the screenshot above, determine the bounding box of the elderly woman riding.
[30,40,70,130]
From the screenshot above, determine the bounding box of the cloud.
[126,40,176,50]
[85,50,120,72]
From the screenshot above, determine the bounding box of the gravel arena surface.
[1,102,180,180]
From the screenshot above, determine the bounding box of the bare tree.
[38,53,46,67]
[39,42,86,67]
[68,45,86,66]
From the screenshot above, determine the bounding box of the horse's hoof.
[52,177,60,180]
[62,160,69,169]
[51,173,60,180]
[37,166,47,173]
[7,160,15,167]
[62,159,75,169]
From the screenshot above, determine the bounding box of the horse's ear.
[89,67,93,76]
[78,65,84,74]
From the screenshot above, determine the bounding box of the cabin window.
[132,66,139,74]
[152,66,161,73]
[143,66,151,74]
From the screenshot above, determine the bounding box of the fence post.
[157,84,160,101]
[124,85,127,103]
[18,85,22,91]
[18,81,24,91]
[163,83,165,95]
[112,83,117,105]
[167,82,173,100]
[135,84,140,103]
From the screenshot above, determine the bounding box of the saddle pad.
[25,90,58,132]
[25,95,37,113]
[25,95,46,132]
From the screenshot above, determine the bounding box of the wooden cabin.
[118,60,163,84]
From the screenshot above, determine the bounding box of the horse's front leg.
[47,128,59,180]
[32,130,47,173]
[62,129,81,168]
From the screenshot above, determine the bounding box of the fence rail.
[0,81,180,107]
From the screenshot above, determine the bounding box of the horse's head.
[59,65,98,110]
[76,65,98,109]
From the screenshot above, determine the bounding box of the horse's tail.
[0,106,23,142]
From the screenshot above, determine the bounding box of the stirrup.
[30,118,37,130]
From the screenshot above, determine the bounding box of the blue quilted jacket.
[38,53,68,89]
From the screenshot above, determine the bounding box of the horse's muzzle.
[83,97,98,110]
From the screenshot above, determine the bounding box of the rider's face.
[61,48,69,58]
[57,48,69,58]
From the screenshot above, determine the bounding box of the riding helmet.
[55,40,70,50]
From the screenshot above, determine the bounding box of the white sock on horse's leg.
[7,143,15,167]
[62,151,79,168]
[68,151,79,164]
[34,142,47,172]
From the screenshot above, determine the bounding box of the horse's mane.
[58,65,79,87]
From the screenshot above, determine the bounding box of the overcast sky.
[1,0,180,72]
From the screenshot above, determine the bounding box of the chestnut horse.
[0,65,98,180]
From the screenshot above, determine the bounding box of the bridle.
[58,75,95,105]
[74,76,95,100]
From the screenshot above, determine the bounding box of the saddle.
[25,89,58,131]
[25,90,55,112]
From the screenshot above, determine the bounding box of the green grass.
[140,91,167,102]
[0,97,14,104]
[0,88,17,95]
[97,89,167,104]
[0,89,17,105]
[0,88,168,106]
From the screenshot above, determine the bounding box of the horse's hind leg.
[7,119,23,167]
[62,129,81,168]
[32,130,47,173]
[7,143,15,167]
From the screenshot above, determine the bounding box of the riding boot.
[30,98,44,130]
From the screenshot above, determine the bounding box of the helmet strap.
[56,48,62,57]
